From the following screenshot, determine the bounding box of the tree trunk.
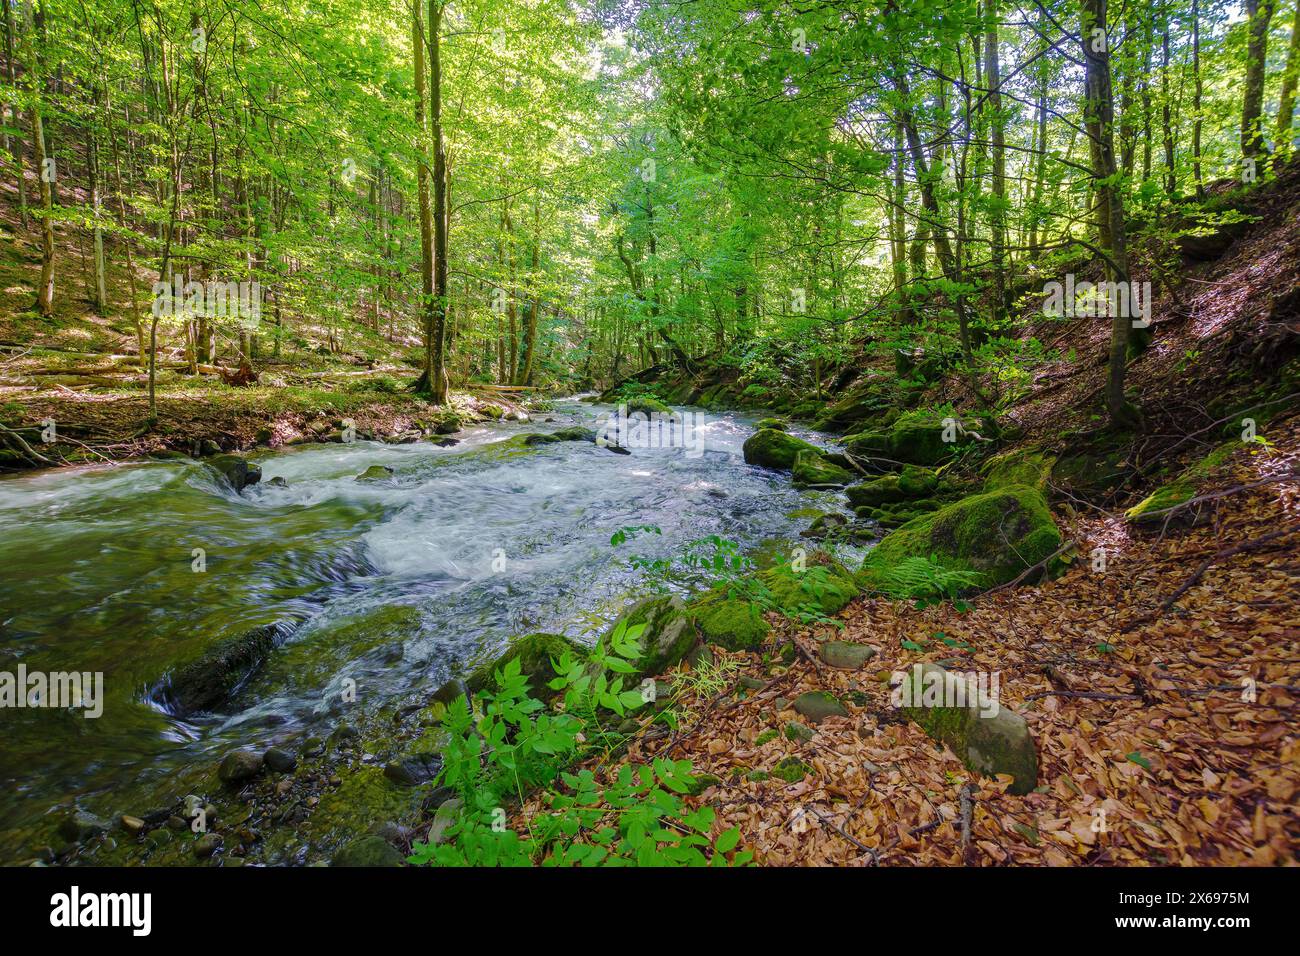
[22,0,54,317]
[1081,0,1139,427]
[1275,0,1300,164]
[1241,0,1277,163]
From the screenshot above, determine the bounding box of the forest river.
[0,398,854,862]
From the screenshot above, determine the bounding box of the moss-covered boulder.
[687,587,771,650]
[858,486,1062,592]
[625,396,673,417]
[742,428,823,471]
[842,429,891,458]
[886,416,973,465]
[355,464,395,482]
[845,464,938,507]
[982,449,1055,492]
[755,418,787,431]
[1049,432,1131,499]
[466,632,586,701]
[761,559,859,616]
[1124,442,1237,527]
[686,557,858,650]
[597,595,696,682]
[810,375,901,432]
[791,450,853,487]
[896,663,1038,795]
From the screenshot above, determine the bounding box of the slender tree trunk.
[1082,0,1139,427]
[411,0,436,397]
[1275,0,1300,164]
[22,0,54,317]
[983,0,1009,324]
[426,0,450,403]
[1242,0,1277,164]
[1192,0,1205,198]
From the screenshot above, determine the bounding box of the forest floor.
[538,415,1299,865]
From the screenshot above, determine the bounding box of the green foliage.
[407,621,749,867]
[864,555,984,602]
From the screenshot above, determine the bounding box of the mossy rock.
[788,399,823,419]
[625,396,673,416]
[792,691,848,723]
[466,632,586,701]
[898,663,1038,795]
[819,640,876,669]
[686,558,857,649]
[1124,442,1237,527]
[686,587,770,651]
[858,486,1062,592]
[755,417,787,431]
[1049,432,1131,499]
[810,375,898,431]
[597,595,696,682]
[791,450,853,487]
[982,449,1055,492]
[845,464,938,507]
[355,464,395,482]
[887,417,970,465]
[160,621,294,717]
[480,404,505,420]
[760,558,859,617]
[742,428,822,471]
[331,835,404,867]
[842,429,891,458]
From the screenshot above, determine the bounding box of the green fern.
[871,554,983,600]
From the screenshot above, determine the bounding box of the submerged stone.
[208,454,262,492]
[160,621,293,717]
[331,835,404,867]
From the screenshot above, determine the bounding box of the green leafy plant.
[407,619,749,867]
[870,554,984,603]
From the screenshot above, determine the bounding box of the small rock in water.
[208,453,262,492]
[267,476,288,488]
[120,815,145,835]
[58,810,110,844]
[264,746,297,772]
[331,835,404,867]
[355,464,395,482]
[194,833,223,858]
[218,749,264,785]
[383,752,441,787]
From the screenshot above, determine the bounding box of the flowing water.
[0,398,852,861]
